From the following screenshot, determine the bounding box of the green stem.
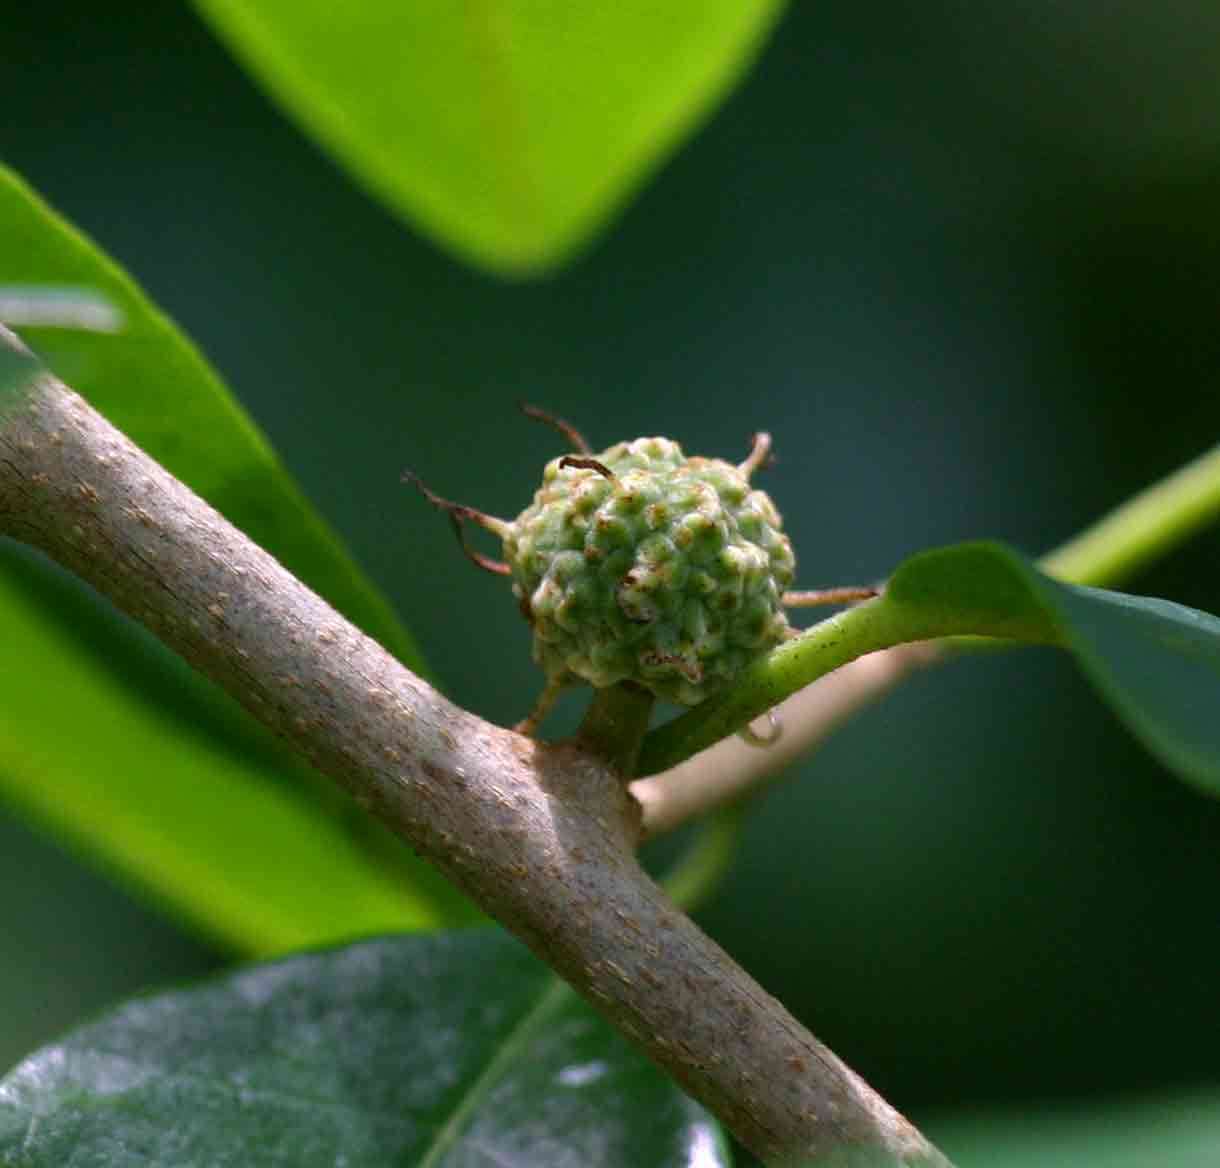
[1040,442,1220,587]
[661,805,744,912]
[576,682,655,775]
[638,442,1220,778]
[639,593,1050,776]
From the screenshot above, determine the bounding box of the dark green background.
[2,0,1218,1138]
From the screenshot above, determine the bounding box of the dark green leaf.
[192,0,787,275]
[887,542,1220,795]
[0,930,730,1168]
[0,167,476,951]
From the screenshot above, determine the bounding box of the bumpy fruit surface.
[503,437,795,705]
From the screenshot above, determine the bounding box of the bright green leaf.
[191,0,787,275]
[0,167,477,952]
[0,930,731,1168]
[930,1089,1220,1168]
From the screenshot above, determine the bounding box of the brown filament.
[402,470,512,576]
[518,401,592,454]
[783,586,880,607]
[559,455,618,482]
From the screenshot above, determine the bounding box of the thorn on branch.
[401,470,512,577]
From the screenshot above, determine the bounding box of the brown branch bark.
[0,327,950,1167]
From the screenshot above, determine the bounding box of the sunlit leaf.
[192,0,787,275]
[0,167,476,953]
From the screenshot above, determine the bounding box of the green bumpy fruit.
[503,437,795,705]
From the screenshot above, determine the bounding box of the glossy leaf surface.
[0,930,730,1168]
[192,0,786,274]
[0,168,475,952]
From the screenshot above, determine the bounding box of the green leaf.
[640,542,1220,796]
[0,167,418,668]
[191,0,787,275]
[887,542,1220,795]
[930,1089,1220,1168]
[0,930,730,1168]
[0,166,477,951]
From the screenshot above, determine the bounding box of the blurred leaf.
[0,166,418,666]
[191,0,787,275]
[0,930,730,1168]
[930,1089,1220,1168]
[0,166,477,952]
[887,542,1220,795]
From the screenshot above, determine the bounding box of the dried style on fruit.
[406,407,875,734]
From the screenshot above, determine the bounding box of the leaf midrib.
[416,976,572,1168]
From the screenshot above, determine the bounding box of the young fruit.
[406,407,874,734]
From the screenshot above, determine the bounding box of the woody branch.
[0,325,949,1166]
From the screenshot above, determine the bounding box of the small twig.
[631,642,941,838]
[514,674,568,737]
[784,585,881,608]
[519,401,592,454]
